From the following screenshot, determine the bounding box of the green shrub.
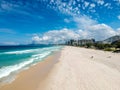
[104,48,114,51]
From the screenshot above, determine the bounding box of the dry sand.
[1,46,120,90]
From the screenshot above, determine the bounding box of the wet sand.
[0,51,60,90]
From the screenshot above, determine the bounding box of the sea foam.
[0,46,63,84]
[0,51,52,79]
[2,49,40,55]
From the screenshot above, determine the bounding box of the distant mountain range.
[102,35,120,44]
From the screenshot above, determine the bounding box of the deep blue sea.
[0,45,63,84]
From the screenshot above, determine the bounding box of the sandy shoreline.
[0,51,61,90]
[1,46,120,90]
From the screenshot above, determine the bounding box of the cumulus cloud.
[32,28,80,44]
[73,16,118,40]
[32,22,120,44]
[29,0,120,44]
[84,24,117,40]
[73,16,97,29]
[32,14,120,44]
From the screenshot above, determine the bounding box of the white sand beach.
[1,46,120,90]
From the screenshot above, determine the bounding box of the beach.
[1,46,120,90]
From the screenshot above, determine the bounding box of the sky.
[0,0,120,45]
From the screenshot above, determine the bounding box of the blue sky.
[0,0,120,45]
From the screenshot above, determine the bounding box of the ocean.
[0,45,63,84]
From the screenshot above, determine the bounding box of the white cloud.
[32,22,120,44]
[104,3,112,9]
[74,16,119,40]
[64,18,70,23]
[32,15,120,44]
[117,15,120,20]
[48,0,81,16]
[84,1,89,8]
[104,3,109,7]
[90,3,96,8]
[30,0,120,44]
[86,24,117,40]
[97,0,104,5]
[73,16,97,29]
[75,25,117,41]
[32,28,80,44]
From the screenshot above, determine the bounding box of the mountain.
[102,35,120,44]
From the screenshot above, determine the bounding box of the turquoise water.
[0,45,63,83]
